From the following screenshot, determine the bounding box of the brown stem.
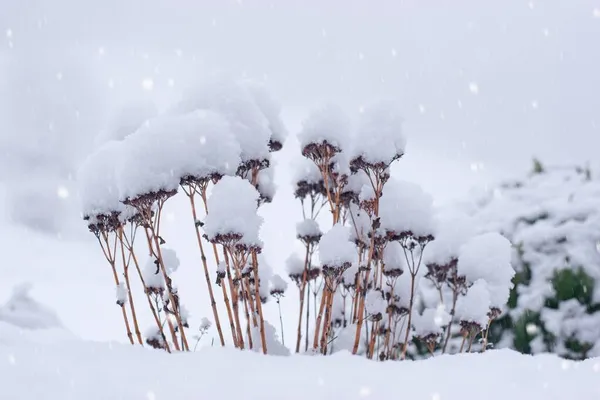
[481,318,493,352]
[251,250,268,354]
[313,288,329,349]
[400,272,418,360]
[117,227,143,345]
[100,232,134,345]
[185,189,226,346]
[123,232,171,353]
[442,283,460,354]
[295,245,310,353]
[225,247,245,349]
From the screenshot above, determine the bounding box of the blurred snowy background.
[0,0,599,345]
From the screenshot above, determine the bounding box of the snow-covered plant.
[459,163,600,359]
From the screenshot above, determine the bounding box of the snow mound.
[0,325,598,399]
[380,180,435,238]
[0,283,63,330]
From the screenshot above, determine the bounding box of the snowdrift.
[1,323,598,400]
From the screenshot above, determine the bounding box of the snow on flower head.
[243,80,288,152]
[382,241,407,277]
[413,305,451,338]
[292,156,326,200]
[270,274,288,296]
[77,140,124,231]
[457,232,515,288]
[254,165,276,205]
[351,100,406,169]
[424,211,477,268]
[456,279,492,329]
[379,179,436,240]
[203,176,263,249]
[318,224,356,277]
[118,111,240,203]
[296,218,322,245]
[95,99,158,146]
[298,103,353,161]
[175,75,271,169]
[285,253,306,285]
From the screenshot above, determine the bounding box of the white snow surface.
[203,176,263,248]
[5,323,600,400]
[379,179,435,238]
[0,283,63,330]
[352,100,406,165]
[117,111,240,201]
[175,76,271,164]
[285,253,306,277]
[318,224,356,269]
[298,103,353,151]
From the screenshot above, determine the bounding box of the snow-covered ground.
[1,321,598,400]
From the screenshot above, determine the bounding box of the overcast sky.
[1,0,599,233]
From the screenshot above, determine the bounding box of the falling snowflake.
[542,28,550,37]
[457,99,463,109]
[528,2,535,10]
[175,48,183,57]
[167,78,175,87]
[98,46,105,56]
[358,52,365,61]
[470,162,484,172]
[432,393,442,400]
[142,78,154,91]
[526,323,539,335]
[594,8,600,18]
[6,29,12,38]
[359,386,371,397]
[108,78,115,89]
[56,72,63,81]
[57,186,69,199]
[391,48,397,57]
[146,391,156,400]
[8,355,16,365]
[419,104,426,114]
[322,28,327,38]
[531,100,539,109]
[468,82,479,94]
[359,106,365,113]
[595,241,600,253]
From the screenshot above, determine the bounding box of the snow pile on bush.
[454,163,600,359]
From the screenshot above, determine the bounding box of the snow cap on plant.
[292,157,326,200]
[243,80,288,152]
[350,100,406,171]
[285,253,306,285]
[413,305,451,351]
[270,274,288,297]
[296,219,322,246]
[143,257,165,295]
[298,103,353,163]
[203,176,263,250]
[379,179,436,242]
[145,325,166,350]
[95,99,158,146]
[77,140,124,233]
[457,232,515,313]
[254,165,276,205]
[342,262,359,290]
[318,224,356,279]
[175,75,271,172]
[456,279,492,330]
[382,241,407,278]
[423,211,476,284]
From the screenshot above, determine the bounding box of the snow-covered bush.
[457,162,600,359]
[77,76,288,355]
[287,100,515,360]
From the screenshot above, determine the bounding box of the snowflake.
[57,186,69,199]
[142,78,154,91]
[468,82,479,94]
